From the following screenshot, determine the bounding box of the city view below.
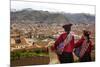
[10,1,95,66]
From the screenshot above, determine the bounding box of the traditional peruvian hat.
[62,24,72,30]
[83,30,91,36]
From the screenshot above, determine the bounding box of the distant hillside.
[11,8,95,24]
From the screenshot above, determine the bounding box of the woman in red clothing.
[75,30,93,62]
[52,24,75,63]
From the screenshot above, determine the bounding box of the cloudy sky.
[11,0,95,15]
